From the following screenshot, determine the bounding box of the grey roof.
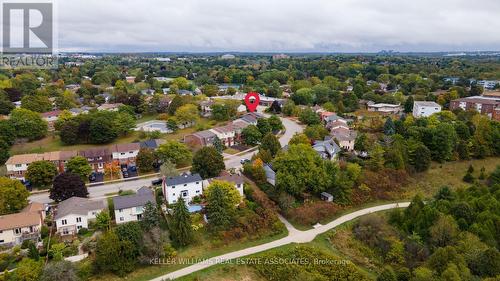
[194,130,216,139]
[313,138,341,159]
[414,101,441,107]
[321,192,333,199]
[263,164,276,181]
[165,173,203,186]
[55,197,105,220]
[113,187,155,210]
[210,174,245,185]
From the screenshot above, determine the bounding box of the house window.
[92,211,96,215]
[196,190,200,193]
[76,217,82,223]
[129,151,133,154]
[181,190,188,197]
[120,153,125,155]
[63,229,69,235]
[0,240,4,243]
[62,219,67,225]
[196,182,199,184]
[137,214,142,220]
[119,209,123,213]
[119,217,124,221]
[172,185,175,189]
[173,193,175,196]
[184,184,187,186]
[136,206,143,212]
[15,164,21,168]
[14,228,21,234]
[77,226,82,230]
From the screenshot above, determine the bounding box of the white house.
[162,173,203,205]
[207,174,245,197]
[113,187,155,224]
[55,197,105,235]
[5,154,44,180]
[413,101,442,118]
[111,143,141,165]
[367,102,402,114]
[0,203,44,247]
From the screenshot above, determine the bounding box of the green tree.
[94,230,136,276]
[160,160,179,178]
[136,148,156,173]
[408,140,431,172]
[304,124,329,140]
[113,112,136,136]
[0,91,14,115]
[95,211,111,231]
[26,160,58,187]
[206,180,241,206]
[21,93,52,112]
[9,108,48,140]
[259,133,281,157]
[404,96,414,113]
[384,118,395,135]
[289,133,310,145]
[206,182,234,231]
[14,258,43,281]
[0,177,29,215]
[66,156,92,181]
[141,201,160,230]
[168,95,184,115]
[156,141,192,167]
[89,116,118,144]
[170,197,193,247]
[256,118,272,135]
[367,143,385,170]
[212,136,226,154]
[299,108,320,125]
[268,115,283,131]
[377,266,397,281]
[273,144,329,196]
[49,172,88,202]
[175,104,198,126]
[55,90,78,110]
[166,118,179,132]
[191,146,225,179]
[241,125,262,146]
[291,88,314,105]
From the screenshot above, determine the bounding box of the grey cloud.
[56,0,500,52]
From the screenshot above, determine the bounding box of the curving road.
[150,202,411,280]
[29,116,303,204]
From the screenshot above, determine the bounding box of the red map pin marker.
[244,92,260,112]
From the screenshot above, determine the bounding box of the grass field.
[400,157,500,198]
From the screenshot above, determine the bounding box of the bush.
[286,201,341,226]
[78,228,89,235]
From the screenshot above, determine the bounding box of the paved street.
[150,202,411,281]
[29,116,303,204]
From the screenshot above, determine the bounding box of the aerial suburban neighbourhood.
[0,1,499,281]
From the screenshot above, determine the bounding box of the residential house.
[210,124,237,146]
[41,110,62,131]
[239,112,264,125]
[178,90,193,96]
[43,150,78,173]
[97,103,123,111]
[5,154,44,180]
[78,148,112,172]
[0,203,44,247]
[140,89,155,96]
[450,96,500,119]
[331,130,357,151]
[413,101,442,118]
[55,197,105,235]
[208,174,245,197]
[313,137,341,161]
[184,130,217,148]
[126,76,136,83]
[320,111,336,122]
[162,173,203,205]
[200,100,215,117]
[113,187,155,224]
[221,54,236,59]
[367,102,402,115]
[111,143,141,165]
[477,80,500,90]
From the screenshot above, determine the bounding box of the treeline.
[366,166,500,281]
[57,109,135,145]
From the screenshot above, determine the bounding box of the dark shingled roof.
[165,173,202,186]
[113,187,155,210]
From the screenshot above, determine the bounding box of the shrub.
[286,201,341,226]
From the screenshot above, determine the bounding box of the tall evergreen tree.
[384,118,396,135]
[170,197,193,247]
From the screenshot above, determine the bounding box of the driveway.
[150,202,411,280]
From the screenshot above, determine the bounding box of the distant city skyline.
[52,0,500,53]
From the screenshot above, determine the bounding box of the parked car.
[89,173,97,182]
[151,178,163,186]
[240,158,251,164]
[129,166,137,172]
[122,170,129,178]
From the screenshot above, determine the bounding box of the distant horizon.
[59,50,500,55]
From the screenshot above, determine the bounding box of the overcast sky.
[55,0,500,53]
